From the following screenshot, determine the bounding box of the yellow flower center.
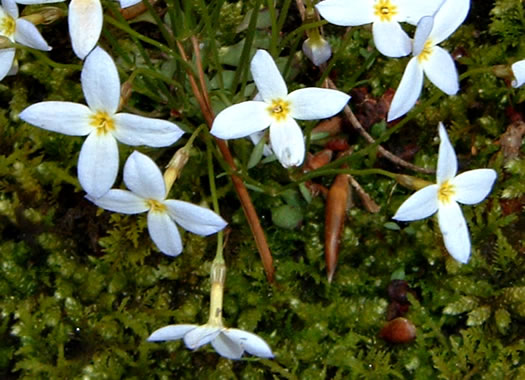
[373,0,398,22]
[147,199,167,213]
[0,15,16,38]
[90,111,115,135]
[267,99,291,122]
[437,180,456,204]
[417,40,434,63]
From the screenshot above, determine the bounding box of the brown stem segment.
[177,40,275,283]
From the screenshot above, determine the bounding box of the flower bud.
[395,174,432,191]
[163,147,190,192]
[303,35,332,66]
[21,7,66,26]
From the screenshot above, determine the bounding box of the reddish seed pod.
[379,317,416,344]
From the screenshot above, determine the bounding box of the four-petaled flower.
[316,0,442,58]
[387,0,470,121]
[210,49,350,168]
[393,123,497,264]
[148,323,274,360]
[20,46,184,198]
[0,0,51,80]
[87,151,227,257]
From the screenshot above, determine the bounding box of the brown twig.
[325,78,434,174]
[177,40,275,283]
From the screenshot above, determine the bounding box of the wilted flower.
[19,47,184,198]
[393,123,497,264]
[316,0,442,57]
[387,0,470,121]
[0,0,51,80]
[211,49,350,168]
[88,151,227,256]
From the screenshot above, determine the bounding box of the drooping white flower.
[511,60,525,88]
[88,151,227,256]
[19,47,184,198]
[303,35,332,66]
[387,0,470,121]
[0,0,51,80]
[148,323,274,360]
[316,0,442,58]
[211,49,350,168]
[393,123,497,264]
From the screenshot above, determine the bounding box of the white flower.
[19,47,184,198]
[68,0,103,59]
[387,0,470,121]
[210,49,350,168]
[0,0,51,80]
[511,60,525,88]
[316,0,442,58]
[147,323,274,360]
[393,123,497,264]
[303,35,332,66]
[88,151,227,256]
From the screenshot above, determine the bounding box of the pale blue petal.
[223,329,274,358]
[429,0,470,45]
[123,151,166,200]
[183,325,222,350]
[316,0,374,26]
[3,0,18,18]
[68,0,102,59]
[402,0,442,25]
[250,50,287,102]
[0,49,16,81]
[452,169,497,205]
[372,20,411,58]
[437,200,471,263]
[387,57,424,121]
[412,16,433,56]
[287,88,349,120]
[19,102,92,136]
[147,324,197,342]
[113,113,184,147]
[436,123,457,183]
[14,19,51,50]
[511,60,525,88]
[422,46,458,95]
[211,333,244,360]
[211,101,272,139]
[392,184,439,221]
[269,118,305,168]
[165,200,227,236]
[147,211,183,256]
[87,189,148,214]
[302,37,332,66]
[78,132,119,198]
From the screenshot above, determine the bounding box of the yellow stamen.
[147,199,167,213]
[437,180,456,204]
[267,99,291,122]
[0,15,16,38]
[417,40,434,63]
[373,0,398,22]
[90,111,115,135]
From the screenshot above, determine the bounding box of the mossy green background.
[1,0,525,378]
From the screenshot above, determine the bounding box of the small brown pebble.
[379,317,416,343]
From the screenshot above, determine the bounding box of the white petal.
[78,132,119,198]
[165,200,227,236]
[248,131,273,157]
[436,122,457,183]
[429,0,470,45]
[412,16,433,56]
[0,48,16,81]
[147,324,197,342]
[437,201,471,263]
[211,333,244,360]
[87,189,148,213]
[14,19,51,50]
[403,0,442,25]
[82,46,120,113]
[422,46,458,95]
[392,184,439,221]
[211,101,272,139]
[15,0,65,3]
[3,0,18,18]
[316,0,374,26]
[223,329,274,358]
[372,20,411,58]
[302,37,332,66]
[511,60,525,88]
[19,101,93,136]
[119,0,141,7]
[123,151,166,200]
[147,211,183,256]
[113,113,184,147]
[269,118,305,168]
[287,88,350,120]
[69,0,103,59]
[452,169,497,205]
[183,325,222,350]
[250,50,287,102]
[387,57,424,121]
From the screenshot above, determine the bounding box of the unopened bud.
[21,7,66,25]
[163,147,190,192]
[395,174,432,190]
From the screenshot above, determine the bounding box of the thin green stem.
[142,0,175,48]
[207,134,224,262]
[18,46,81,71]
[267,0,279,56]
